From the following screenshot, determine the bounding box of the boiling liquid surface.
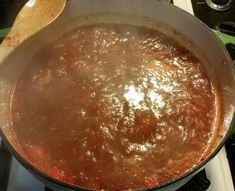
[11,24,215,190]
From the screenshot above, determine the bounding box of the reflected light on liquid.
[124,85,144,108]
[148,90,165,108]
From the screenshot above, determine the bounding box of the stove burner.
[206,0,233,11]
[192,0,235,29]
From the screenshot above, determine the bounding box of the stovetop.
[0,0,235,191]
[192,0,235,29]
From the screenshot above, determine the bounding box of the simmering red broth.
[11,23,217,190]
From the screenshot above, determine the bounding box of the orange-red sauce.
[11,24,215,190]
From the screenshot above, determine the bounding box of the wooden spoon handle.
[0,0,66,63]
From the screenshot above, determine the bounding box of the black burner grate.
[177,170,210,191]
[0,141,12,191]
[45,187,54,191]
[225,133,235,188]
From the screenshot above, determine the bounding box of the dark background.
[0,0,27,29]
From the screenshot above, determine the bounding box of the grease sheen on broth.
[11,23,216,190]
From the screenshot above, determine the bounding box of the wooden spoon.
[0,0,66,62]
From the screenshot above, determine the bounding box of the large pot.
[0,0,235,190]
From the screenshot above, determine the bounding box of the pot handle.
[0,0,65,64]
